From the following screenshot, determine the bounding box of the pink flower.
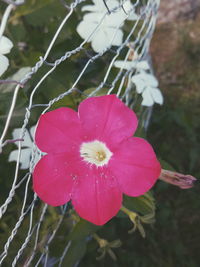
[33,95,161,225]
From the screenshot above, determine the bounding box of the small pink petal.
[109,137,161,197]
[71,164,122,225]
[35,107,81,153]
[33,153,73,206]
[78,95,138,149]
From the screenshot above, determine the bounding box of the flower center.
[80,140,112,167]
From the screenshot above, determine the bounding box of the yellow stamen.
[96,151,106,162]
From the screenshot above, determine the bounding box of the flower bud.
[159,169,197,189]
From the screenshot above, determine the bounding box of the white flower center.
[80,140,112,167]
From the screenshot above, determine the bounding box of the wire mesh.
[0,0,160,265]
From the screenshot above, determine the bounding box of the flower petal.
[35,107,81,153]
[78,95,138,149]
[105,28,123,47]
[91,28,123,52]
[136,61,150,71]
[150,88,164,105]
[30,125,36,140]
[0,54,9,77]
[0,36,13,55]
[114,60,136,70]
[142,73,158,87]
[141,88,154,106]
[123,0,138,21]
[77,19,98,42]
[109,137,161,197]
[114,60,149,71]
[131,75,146,94]
[105,12,125,27]
[71,164,122,225]
[91,29,110,53]
[33,153,73,206]
[9,148,31,169]
[81,4,100,12]
[12,127,33,148]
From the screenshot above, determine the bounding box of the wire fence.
[0,0,161,265]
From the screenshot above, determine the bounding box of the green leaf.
[123,192,155,215]
[61,219,100,266]
[10,0,55,21]
[67,219,100,242]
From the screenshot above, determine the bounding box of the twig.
[0,80,24,87]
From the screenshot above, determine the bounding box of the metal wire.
[0,0,160,265]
